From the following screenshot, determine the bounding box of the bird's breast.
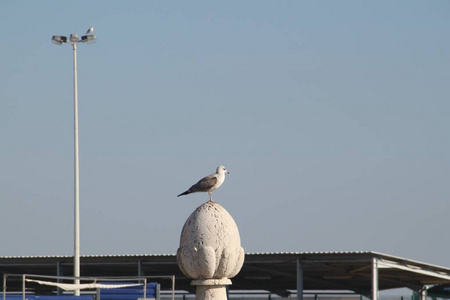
[211,174,225,191]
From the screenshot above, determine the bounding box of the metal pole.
[172,275,175,300]
[372,258,378,300]
[143,278,147,298]
[72,41,81,296]
[156,283,160,300]
[57,261,62,295]
[3,274,7,300]
[138,260,143,277]
[297,259,304,300]
[22,275,25,300]
[420,287,427,300]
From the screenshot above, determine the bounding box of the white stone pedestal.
[192,279,231,300]
[177,201,245,300]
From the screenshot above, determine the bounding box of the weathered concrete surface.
[177,201,245,300]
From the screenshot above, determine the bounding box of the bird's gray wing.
[190,175,217,192]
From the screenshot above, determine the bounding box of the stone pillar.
[177,201,245,300]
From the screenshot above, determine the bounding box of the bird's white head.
[217,166,229,174]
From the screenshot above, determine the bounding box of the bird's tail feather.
[177,190,191,197]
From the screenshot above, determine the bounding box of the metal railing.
[3,274,175,300]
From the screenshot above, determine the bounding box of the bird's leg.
[208,191,214,202]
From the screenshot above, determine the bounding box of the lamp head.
[51,35,67,45]
[69,34,79,43]
[81,35,97,45]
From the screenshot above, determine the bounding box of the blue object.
[99,282,158,300]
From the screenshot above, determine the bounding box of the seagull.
[177,166,230,202]
[86,26,94,34]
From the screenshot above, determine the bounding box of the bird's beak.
[226,170,230,174]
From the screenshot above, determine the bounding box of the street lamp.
[52,31,96,296]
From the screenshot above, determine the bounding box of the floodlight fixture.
[81,34,97,44]
[69,34,80,44]
[52,33,97,46]
[51,35,67,45]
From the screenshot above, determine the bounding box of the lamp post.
[52,31,96,296]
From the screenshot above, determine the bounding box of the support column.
[3,274,8,300]
[297,259,304,300]
[56,261,63,295]
[420,287,427,300]
[137,260,144,277]
[372,258,378,300]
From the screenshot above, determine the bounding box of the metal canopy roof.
[1,252,450,297]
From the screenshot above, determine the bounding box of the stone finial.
[177,201,245,300]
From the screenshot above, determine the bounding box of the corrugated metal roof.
[2,251,449,271]
[246,251,373,255]
[1,251,450,296]
[0,250,375,259]
[0,253,175,259]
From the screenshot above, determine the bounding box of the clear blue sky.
[1,1,449,270]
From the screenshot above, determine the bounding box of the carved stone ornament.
[177,201,245,300]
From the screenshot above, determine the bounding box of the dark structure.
[2,252,450,300]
